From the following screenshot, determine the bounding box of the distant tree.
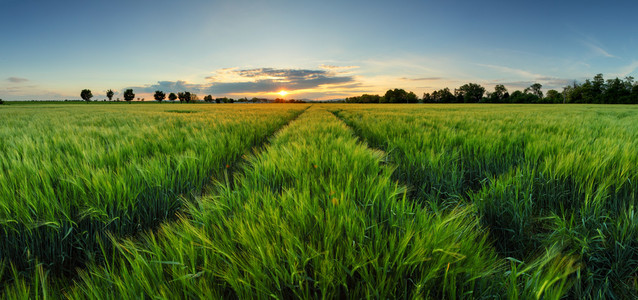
[422,92,432,103]
[362,94,381,103]
[184,92,192,103]
[154,90,166,102]
[204,95,213,102]
[544,90,562,103]
[605,77,632,104]
[215,97,223,103]
[487,84,508,103]
[592,73,605,100]
[456,83,485,103]
[123,89,135,103]
[168,92,177,101]
[382,89,417,103]
[563,81,581,103]
[509,90,525,103]
[406,91,418,103]
[81,89,93,102]
[0,98,4,105]
[106,89,114,101]
[431,87,455,103]
[510,90,538,103]
[525,83,543,100]
[177,92,185,103]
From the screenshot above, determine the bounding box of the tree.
[168,92,177,101]
[204,95,214,102]
[406,91,418,103]
[106,89,114,101]
[456,83,485,103]
[544,90,562,103]
[382,89,418,103]
[605,77,631,104]
[345,94,382,103]
[525,83,543,100]
[0,98,4,105]
[81,89,93,102]
[154,90,166,102]
[431,88,455,103]
[184,92,192,103]
[177,92,185,103]
[422,93,432,103]
[592,73,605,100]
[487,84,508,103]
[123,89,135,103]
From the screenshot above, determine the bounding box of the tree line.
[79,89,221,103]
[76,73,638,104]
[345,74,638,104]
[79,89,310,104]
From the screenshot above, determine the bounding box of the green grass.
[46,107,507,298]
[0,103,306,279]
[1,103,635,298]
[334,104,638,298]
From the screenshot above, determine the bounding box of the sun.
[278,90,288,97]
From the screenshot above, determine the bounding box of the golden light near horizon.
[278,90,289,97]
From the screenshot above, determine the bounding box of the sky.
[1,0,638,101]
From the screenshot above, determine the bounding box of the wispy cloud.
[476,64,573,89]
[617,60,638,77]
[7,77,28,83]
[319,64,359,72]
[583,41,616,58]
[476,64,542,79]
[400,77,443,81]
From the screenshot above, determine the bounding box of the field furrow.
[1,103,636,299]
[0,104,308,281]
[332,104,638,298]
[22,106,535,299]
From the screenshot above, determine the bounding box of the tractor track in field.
[0,105,313,292]
[205,104,312,193]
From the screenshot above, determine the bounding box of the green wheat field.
[1,103,637,299]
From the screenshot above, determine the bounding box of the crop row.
[333,104,638,298]
[2,107,579,298]
[0,104,306,279]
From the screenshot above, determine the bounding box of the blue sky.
[1,0,637,100]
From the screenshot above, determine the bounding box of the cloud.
[125,67,359,99]
[319,64,359,71]
[476,64,572,89]
[582,41,616,58]
[617,60,638,77]
[7,77,28,83]
[205,67,356,94]
[0,85,68,100]
[400,77,443,81]
[476,64,542,79]
[494,79,573,91]
[125,80,209,94]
